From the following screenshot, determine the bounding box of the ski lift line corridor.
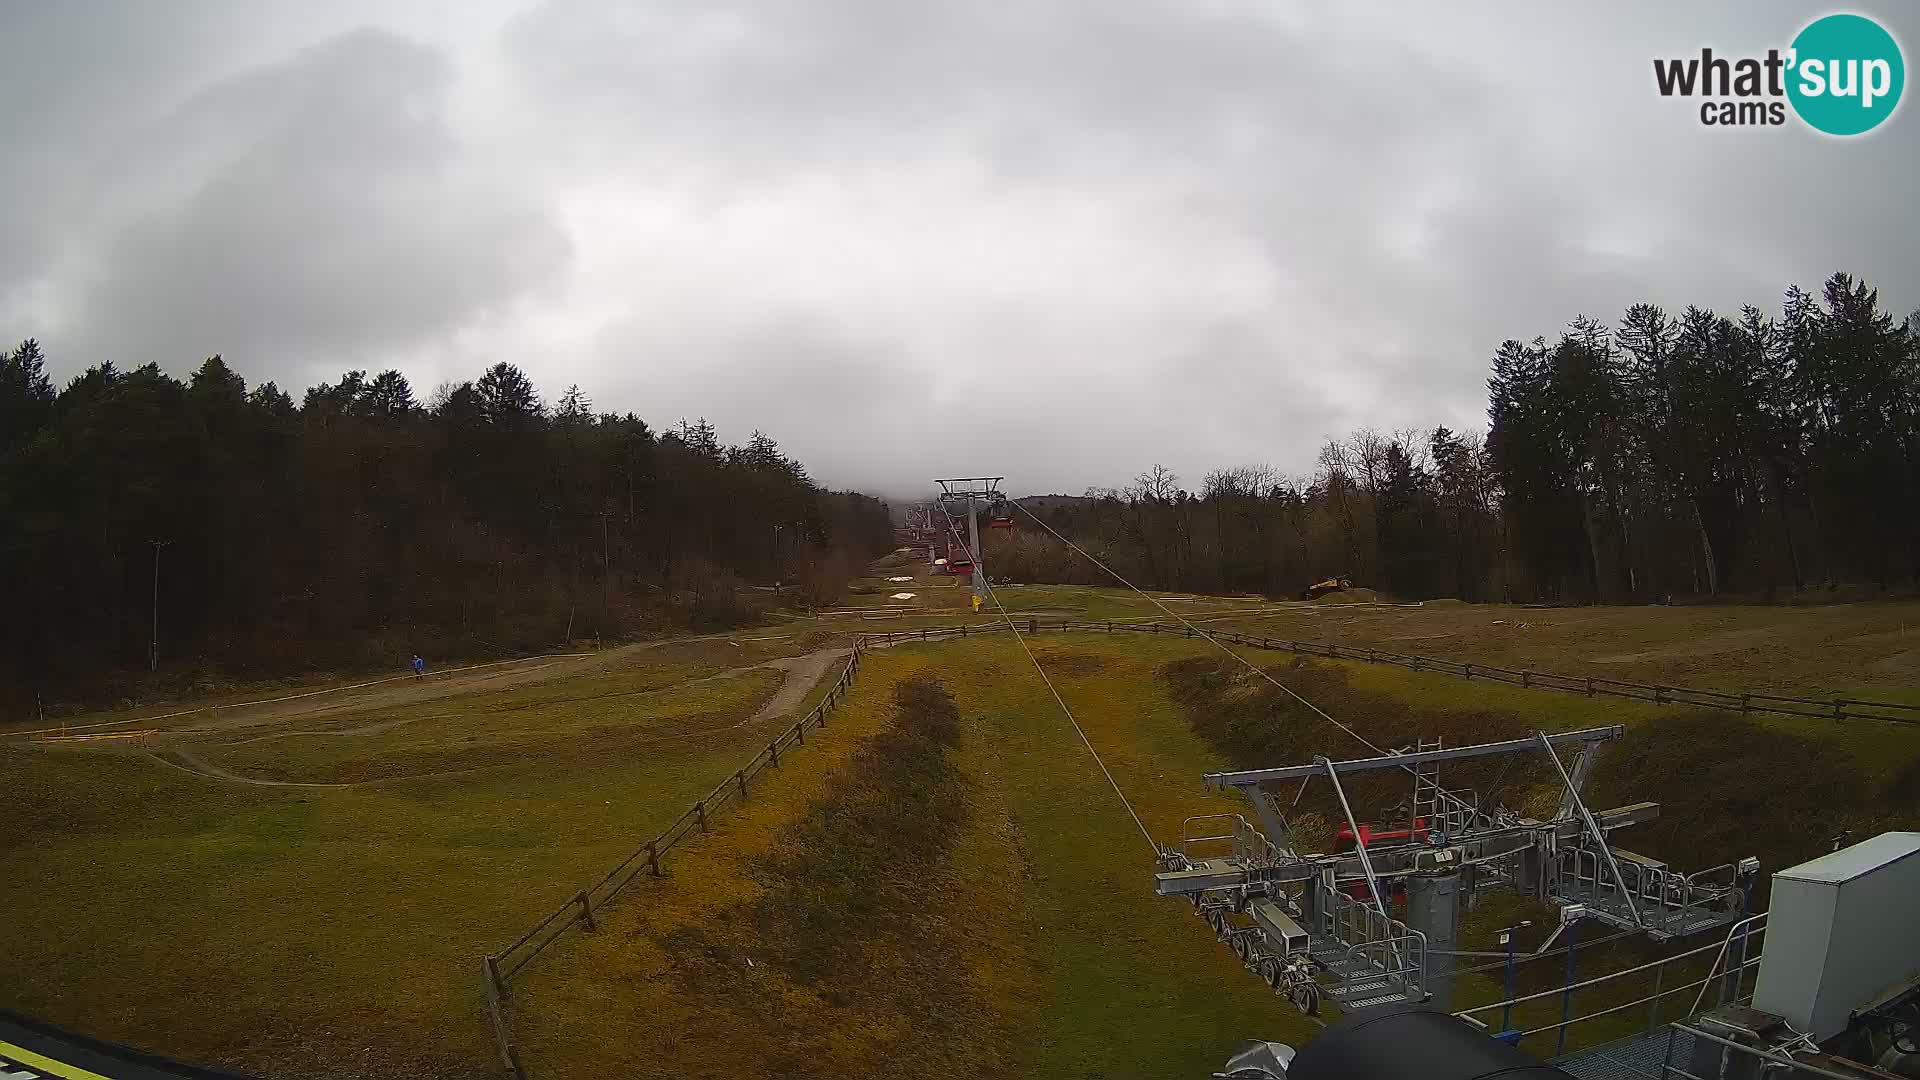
[929,488,1157,853]
[976,559,1159,855]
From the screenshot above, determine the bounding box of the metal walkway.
[1547,845,1750,941]
[1552,1027,1697,1080]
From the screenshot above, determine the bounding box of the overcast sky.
[4,2,1915,499]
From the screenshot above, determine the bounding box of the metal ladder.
[1409,737,1444,836]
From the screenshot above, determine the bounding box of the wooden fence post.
[485,954,508,1000]
[1586,677,1595,697]
[1522,670,1531,689]
[1740,693,1750,714]
[695,801,708,831]
[575,890,597,932]
[1834,698,1845,720]
[647,840,662,877]
[1653,686,1666,705]
[736,770,750,800]
[1463,663,1473,680]
[482,957,528,1080]
[794,719,805,745]
[768,741,781,767]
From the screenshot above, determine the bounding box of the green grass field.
[0,640,830,1078]
[5,584,1919,1078]
[510,636,1312,1080]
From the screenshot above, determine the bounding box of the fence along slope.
[480,638,868,1078]
[474,617,1913,1077]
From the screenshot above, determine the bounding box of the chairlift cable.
[1007,496,1392,760]
[936,498,1158,854]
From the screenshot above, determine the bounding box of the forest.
[0,350,893,713]
[993,273,1920,604]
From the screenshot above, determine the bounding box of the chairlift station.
[1154,725,1760,1016]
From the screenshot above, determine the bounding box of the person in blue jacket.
[411,654,425,678]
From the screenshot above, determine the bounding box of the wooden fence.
[478,617,1916,1076]
[849,618,1917,725]
[481,638,870,1079]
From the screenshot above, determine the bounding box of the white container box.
[1751,831,1920,1041]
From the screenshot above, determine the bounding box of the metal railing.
[1178,813,1288,868]
[1178,814,1244,860]
[1312,878,1429,1002]
[1550,846,1743,933]
[1658,1019,1859,1080]
[1690,913,1767,1015]
[1457,915,1767,1054]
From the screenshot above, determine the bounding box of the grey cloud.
[4,2,1916,494]
[499,1,1625,477]
[13,19,568,384]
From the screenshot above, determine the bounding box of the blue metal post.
[1556,920,1580,1057]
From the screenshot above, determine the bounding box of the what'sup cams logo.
[1654,13,1904,135]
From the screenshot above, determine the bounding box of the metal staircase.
[1303,878,1428,1009]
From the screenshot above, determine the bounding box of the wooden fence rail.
[480,638,869,1079]
[479,615,1914,1076]
[856,618,1913,725]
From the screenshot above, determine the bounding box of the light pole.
[149,539,169,672]
[771,524,783,594]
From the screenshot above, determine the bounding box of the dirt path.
[34,631,805,742]
[147,748,354,789]
[134,646,854,789]
[752,648,852,721]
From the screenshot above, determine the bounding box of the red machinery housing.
[1333,818,1428,906]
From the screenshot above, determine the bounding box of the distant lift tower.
[1155,728,1761,1017]
[935,476,1004,601]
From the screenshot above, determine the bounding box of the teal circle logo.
[1787,13,1904,135]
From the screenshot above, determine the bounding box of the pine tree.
[302,371,368,421]
[476,362,542,427]
[363,370,417,417]
[0,339,56,451]
[555,384,594,428]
